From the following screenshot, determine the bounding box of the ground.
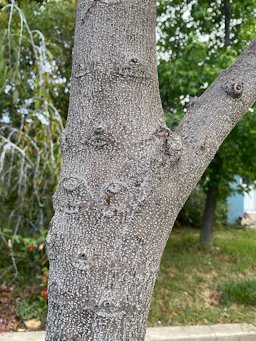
[1,225,256,331]
[148,225,256,326]
[0,285,19,332]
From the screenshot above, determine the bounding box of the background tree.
[157,0,256,244]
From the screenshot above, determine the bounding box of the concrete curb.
[146,324,256,340]
[1,324,256,340]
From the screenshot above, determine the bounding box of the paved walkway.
[1,324,256,340]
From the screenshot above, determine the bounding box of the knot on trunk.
[89,126,111,149]
[53,177,89,214]
[155,127,183,163]
[114,57,150,80]
[72,59,151,81]
[103,182,129,217]
[225,79,244,98]
[72,247,101,272]
[107,182,122,194]
[166,134,183,163]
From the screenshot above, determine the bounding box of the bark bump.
[73,60,151,82]
[225,78,244,98]
[89,127,111,149]
[166,134,183,162]
[115,57,150,81]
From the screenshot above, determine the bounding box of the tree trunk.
[200,156,222,245]
[200,2,231,245]
[45,1,256,340]
[200,185,218,245]
[224,0,231,48]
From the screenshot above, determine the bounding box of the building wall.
[227,176,244,224]
[244,190,256,212]
[227,176,256,224]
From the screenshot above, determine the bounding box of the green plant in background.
[15,265,48,323]
[177,187,206,227]
[0,1,73,327]
[218,278,256,306]
[16,298,47,323]
[149,227,256,326]
[0,0,74,280]
[157,0,256,244]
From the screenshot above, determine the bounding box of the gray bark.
[45,1,256,340]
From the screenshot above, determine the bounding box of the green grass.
[148,226,256,326]
[218,278,256,306]
[2,224,256,328]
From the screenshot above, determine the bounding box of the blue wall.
[227,176,244,224]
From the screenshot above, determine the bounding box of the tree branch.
[176,39,256,188]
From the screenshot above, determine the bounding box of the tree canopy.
[157,0,256,235]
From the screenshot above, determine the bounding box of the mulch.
[0,285,19,332]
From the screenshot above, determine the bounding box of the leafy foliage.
[16,298,47,323]
[157,0,256,203]
[177,187,227,228]
[0,0,74,279]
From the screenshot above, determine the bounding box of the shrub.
[16,299,47,323]
[177,187,227,228]
[177,187,205,227]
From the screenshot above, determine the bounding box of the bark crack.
[73,59,151,81]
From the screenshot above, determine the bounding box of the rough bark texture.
[45,1,256,340]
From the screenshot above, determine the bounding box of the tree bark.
[45,1,256,340]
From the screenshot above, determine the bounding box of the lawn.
[1,225,256,331]
[148,225,256,326]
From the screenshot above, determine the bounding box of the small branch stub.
[225,79,244,98]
